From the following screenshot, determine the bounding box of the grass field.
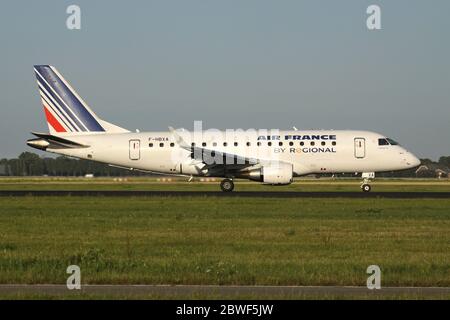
[2,176,450,192]
[0,178,449,299]
[4,292,449,300]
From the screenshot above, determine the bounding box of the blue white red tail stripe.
[38,81,79,131]
[33,65,105,133]
[35,68,88,131]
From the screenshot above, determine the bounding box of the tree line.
[0,152,449,177]
[0,152,147,176]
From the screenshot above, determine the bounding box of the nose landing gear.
[360,172,375,192]
[220,178,234,192]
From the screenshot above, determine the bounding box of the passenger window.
[300,142,304,146]
[202,142,206,147]
[289,142,293,146]
[378,138,389,146]
[310,142,315,146]
[170,143,174,147]
[321,141,326,146]
[234,142,238,147]
[213,142,217,147]
[279,142,283,146]
[268,142,272,146]
[159,143,164,147]
[191,142,195,147]
[332,141,336,146]
[223,142,227,147]
[149,143,153,147]
[246,142,251,147]
[257,142,261,146]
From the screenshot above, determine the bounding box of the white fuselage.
[46,130,420,178]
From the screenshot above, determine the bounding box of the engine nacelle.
[240,162,293,185]
[262,162,293,184]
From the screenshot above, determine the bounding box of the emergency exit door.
[129,140,140,160]
[354,138,365,159]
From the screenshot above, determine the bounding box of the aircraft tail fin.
[33,65,129,134]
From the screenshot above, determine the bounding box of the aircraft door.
[129,139,140,160]
[354,138,365,159]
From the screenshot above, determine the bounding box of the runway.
[1,190,450,198]
[0,284,448,297]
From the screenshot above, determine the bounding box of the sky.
[0,0,449,159]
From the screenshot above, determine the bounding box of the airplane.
[27,65,421,192]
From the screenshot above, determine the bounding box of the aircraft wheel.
[220,179,234,192]
[362,184,371,193]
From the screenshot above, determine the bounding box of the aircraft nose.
[411,155,421,167]
[406,153,421,168]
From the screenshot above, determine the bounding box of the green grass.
[3,292,450,300]
[0,196,448,290]
[1,177,450,192]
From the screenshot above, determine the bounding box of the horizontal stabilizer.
[27,132,89,150]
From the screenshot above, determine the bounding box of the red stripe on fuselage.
[43,106,66,132]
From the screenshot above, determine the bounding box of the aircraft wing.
[169,127,260,175]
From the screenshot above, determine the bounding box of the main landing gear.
[360,172,375,193]
[361,184,371,193]
[220,178,234,192]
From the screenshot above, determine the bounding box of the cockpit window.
[378,138,390,146]
[386,138,399,145]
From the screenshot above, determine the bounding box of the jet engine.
[239,162,293,185]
